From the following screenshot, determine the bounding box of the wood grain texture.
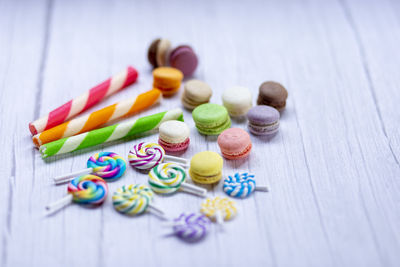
[0,0,399,266]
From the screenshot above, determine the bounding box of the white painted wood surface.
[1,0,400,266]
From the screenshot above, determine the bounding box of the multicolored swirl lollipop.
[148,163,207,197]
[54,152,126,184]
[200,196,237,225]
[112,184,165,218]
[128,142,188,170]
[223,172,268,198]
[46,175,108,215]
[169,213,211,242]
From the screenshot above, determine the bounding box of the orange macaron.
[153,67,183,96]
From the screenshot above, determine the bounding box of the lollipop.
[223,172,268,198]
[148,163,207,197]
[46,175,108,215]
[200,196,237,224]
[164,213,211,242]
[128,142,188,170]
[54,152,126,184]
[112,184,165,218]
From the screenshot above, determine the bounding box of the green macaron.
[192,103,231,135]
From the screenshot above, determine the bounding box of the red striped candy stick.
[29,66,138,135]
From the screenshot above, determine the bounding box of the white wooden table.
[1,0,400,266]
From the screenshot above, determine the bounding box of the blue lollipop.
[223,172,268,198]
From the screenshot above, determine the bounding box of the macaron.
[181,79,212,110]
[217,128,252,160]
[257,81,288,111]
[189,151,223,184]
[158,121,190,153]
[222,86,253,117]
[169,45,198,77]
[247,105,280,136]
[153,67,184,96]
[192,103,231,135]
[147,38,171,68]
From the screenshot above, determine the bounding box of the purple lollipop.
[171,213,211,242]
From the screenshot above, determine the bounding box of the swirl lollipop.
[45,175,108,215]
[148,163,207,197]
[223,172,268,198]
[128,142,188,170]
[112,184,165,218]
[200,196,237,225]
[166,213,211,242]
[54,152,126,184]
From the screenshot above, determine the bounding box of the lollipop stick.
[163,155,189,168]
[255,185,269,192]
[180,183,207,197]
[215,210,224,225]
[45,194,73,215]
[148,204,168,220]
[54,168,93,184]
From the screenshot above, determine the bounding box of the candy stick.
[54,152,126,184]
[223,172,269,198]
[112,184,167,219]
[39,108,184,158]
[128,142,189,170]
[148,163,207,197]
[45,175,108,216]
[29,66,138,135]
[33,89,162,147]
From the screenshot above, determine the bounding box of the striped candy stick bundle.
[39,108,184,158]
[29,66,138,135]
[32,88,162,146]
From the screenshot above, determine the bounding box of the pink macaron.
[217,128,252,160]
[158,120,190,153]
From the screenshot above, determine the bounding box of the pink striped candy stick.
[29,66,138,135]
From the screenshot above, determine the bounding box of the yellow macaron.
[189,151,223,184]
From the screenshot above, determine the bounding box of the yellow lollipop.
[200,196,237,224]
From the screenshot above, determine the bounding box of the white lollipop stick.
[45,194,73,215]
[215,210,224,225]
[163,155,189,168]
[256,185,269,192]
[180,183,207,197]
[147,204,168,220]
[54,168,93,184]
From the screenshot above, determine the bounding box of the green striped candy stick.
[39,108,184,158]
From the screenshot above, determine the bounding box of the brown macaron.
[257,81,288,110]
[147,38,171,68]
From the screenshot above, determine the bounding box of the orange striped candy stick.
[32,89,162,147]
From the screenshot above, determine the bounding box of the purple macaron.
[169,45,198,77]
[246,105,280,136]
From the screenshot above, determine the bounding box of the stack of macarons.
[189,151,223,184]
[147,38,198,77]
[181,80,212,110]
[192,103,231,135]
[158,121,190,152]
[222,86,252,117]
[153,67,183,96]
[217,128,252,160]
